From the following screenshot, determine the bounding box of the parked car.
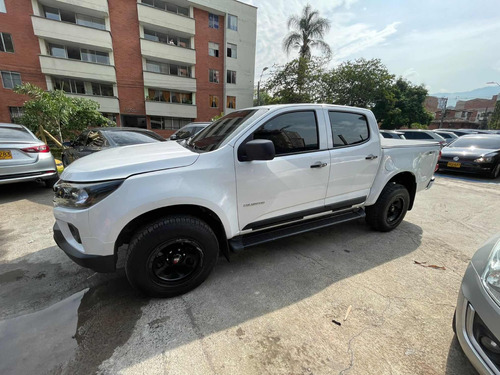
[398,129,447,147]
[170,122,210,141]
[438,129,479,137]
[0,123,58,187]
[62,127,165,166]
[454,234,500,375]
[380,130,406,139]
[53,104,440,297]
[438,135,500,178]
[433,130,459,145]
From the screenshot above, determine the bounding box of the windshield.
[0,127,36,141]
[448,136,500,149]
[186,109,265,152]
[106,131,163,146]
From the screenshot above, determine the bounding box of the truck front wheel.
[365,183,410,232]
[125,215,219,297]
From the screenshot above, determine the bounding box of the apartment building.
[0,0,257,137]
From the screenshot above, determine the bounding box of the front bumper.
[53,222,116,273]
[455,263,500,375]
[438,160,496,175]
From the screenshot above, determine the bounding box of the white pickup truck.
[53,104,440,297]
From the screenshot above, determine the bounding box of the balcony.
[66,94,119,113]
[41,0,109,15]
[140,39,196,65]
[137,3,195,35]
[143,71,196,92]
[145,101,197,118]
[39,55,116,82]
[31,16,112,50]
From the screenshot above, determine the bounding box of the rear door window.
[252,111,319,155]
[403,131,432,139]
[329,111,369,147]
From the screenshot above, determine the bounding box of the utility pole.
[257,66,268,106]
[438,97,448,129]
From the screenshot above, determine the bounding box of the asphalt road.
[1,173,499,375]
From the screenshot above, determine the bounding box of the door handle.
[310,162,328,168]
[365,154,378,160]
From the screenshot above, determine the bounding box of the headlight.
[482,240,500,307]
[53,179,124,209]
[474,153,497,163]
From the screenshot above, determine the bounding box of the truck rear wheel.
[125,215,219,297]
[365,183,410,232]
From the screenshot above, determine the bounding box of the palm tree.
[283,4,332,59]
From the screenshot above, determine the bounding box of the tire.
[489,163,500,179]
[365,183,410,232]
[44,176,59,188]
[125,215,219,298]
[62,156,69,167]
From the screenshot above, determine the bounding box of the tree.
[14,83,113,143]
[265,57,326,104]
[283,4,331,59]
[321,58,394,107]
[489,101,500,130]
[373,78,433,129]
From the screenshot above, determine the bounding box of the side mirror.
[62,141,72,147]
[245,139,275,161]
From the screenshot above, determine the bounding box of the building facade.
[0,0,257,137]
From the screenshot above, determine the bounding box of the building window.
[227,43,237,59]
[150,116,193,130]
[147,89,192,104]
[0,0,5,13]
[91,82,114,96]
[43,6,105,30]
[141,0,189,17]
[210,95,219,108]
[227,14,238,31]
[144,29,190,48]
[9,107,24,123]
[48,43,110,65]
[227,70,236,84]
[53,77,85,94]
[227,96,236,109]
[0,33,14,53]
[1,71,21,89]
[209,69,220,83]
[208,13,219,29]
[146,60,190,77]
[208,42,219,57]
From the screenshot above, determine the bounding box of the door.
[235,110,330,231]
[325,111,381,206]
[69,131,88,163]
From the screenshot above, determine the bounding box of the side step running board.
[229,209,365,252]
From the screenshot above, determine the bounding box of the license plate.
[447,161,461,168]
[0,150,12,160]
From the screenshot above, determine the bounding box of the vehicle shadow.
[444,335,478,375]
[0,219,423,374]
[0,181,54,207]
[436,170,500,184]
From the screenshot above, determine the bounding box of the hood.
[61,141,199,182]
[442,147,498,159]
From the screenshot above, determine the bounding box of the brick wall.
[0,0,46,123]
[108,0,145,120]
[194,8,224,122]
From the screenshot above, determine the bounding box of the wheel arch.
[115,204,230,261]
[387,171,417,210]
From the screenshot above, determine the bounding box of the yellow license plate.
[447,161,461,168]
[0,150,12,160]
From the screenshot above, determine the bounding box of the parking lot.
[0,173,499,375]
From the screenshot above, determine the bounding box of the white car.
[53,104,440,297]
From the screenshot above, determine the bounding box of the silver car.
[0,123,58,187]
[455,234,500,374]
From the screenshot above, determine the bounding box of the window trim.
[0,32,14,53]
[227,14,238,31]
[227,70,237,84]
[209,95,219,108]
[227,43,237,59]
[0,0,6,13]
[328,110,371,150]
[209,69,220,83]
[247,109,321,158]
[208,41,219,57]
[208,13,219,29]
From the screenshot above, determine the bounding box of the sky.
[246,0,500,95]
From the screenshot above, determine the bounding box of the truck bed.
[380,138,440,149]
